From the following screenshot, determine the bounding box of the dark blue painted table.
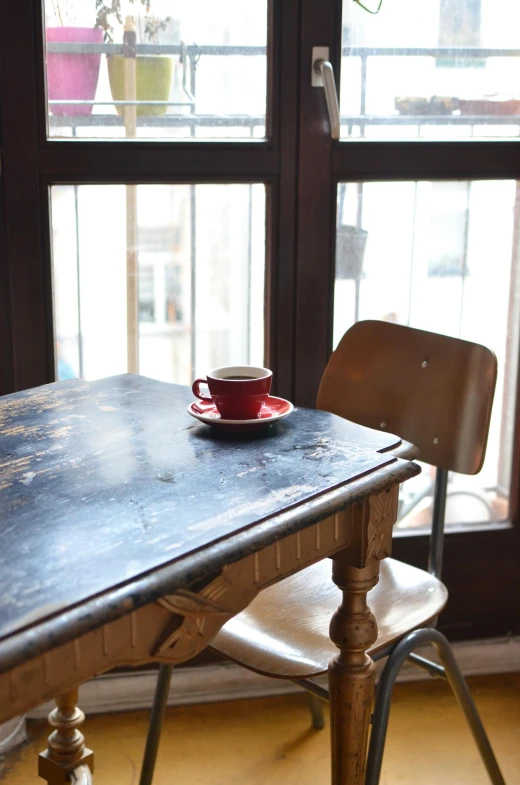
[0,374,419,784]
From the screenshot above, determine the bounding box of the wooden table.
[0,374,419,785]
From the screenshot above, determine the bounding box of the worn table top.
[0,374,418,672]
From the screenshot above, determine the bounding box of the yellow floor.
[2,674,519,784]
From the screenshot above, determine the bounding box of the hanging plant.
[353,0,384,13]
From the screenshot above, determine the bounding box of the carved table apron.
[0,375,420,785]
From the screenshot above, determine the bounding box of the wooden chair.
[140,320,504,785]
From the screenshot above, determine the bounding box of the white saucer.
[187,396,294,431]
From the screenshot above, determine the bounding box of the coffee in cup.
[192,365,272,420]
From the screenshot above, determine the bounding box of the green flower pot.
[107,55,173,117]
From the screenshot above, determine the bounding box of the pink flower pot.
[46,27,103,117]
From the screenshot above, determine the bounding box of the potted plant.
[96,1,173,117]
[46,1,104,117]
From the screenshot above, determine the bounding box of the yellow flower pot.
[107,55,173,117]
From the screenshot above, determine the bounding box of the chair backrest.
[317,320,497,475]
[317,321,497,579]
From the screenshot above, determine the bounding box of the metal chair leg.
[365,637,411,785]
[292,678,328,729]
[139,664,173,785]
[306,691,326,729]
[431,630,506,785]
[365,628,506,785]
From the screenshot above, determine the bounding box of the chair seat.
[211,558,448,679]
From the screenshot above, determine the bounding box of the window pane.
[51,184,266,383]
[44,1,267,140]
[341,0,520,141]
[334,179,520,528]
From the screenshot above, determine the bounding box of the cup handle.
[192,378,213,403]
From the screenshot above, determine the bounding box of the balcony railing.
[46,42,520,135]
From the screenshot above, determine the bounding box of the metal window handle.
[312,46,340,140]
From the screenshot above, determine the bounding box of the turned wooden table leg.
[328,555,380,785]
[38,688,94,784]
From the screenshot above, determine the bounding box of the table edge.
[0,457,419,675]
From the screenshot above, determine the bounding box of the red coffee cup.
[192,365,273,420]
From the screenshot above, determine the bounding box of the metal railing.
[46,41,520,133]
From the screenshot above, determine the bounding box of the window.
[1,0,518,638]
[340,0,520,141]
[43,0,268,141]
[51,184,266,383]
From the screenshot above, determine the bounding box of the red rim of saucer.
[187,395,294,430]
